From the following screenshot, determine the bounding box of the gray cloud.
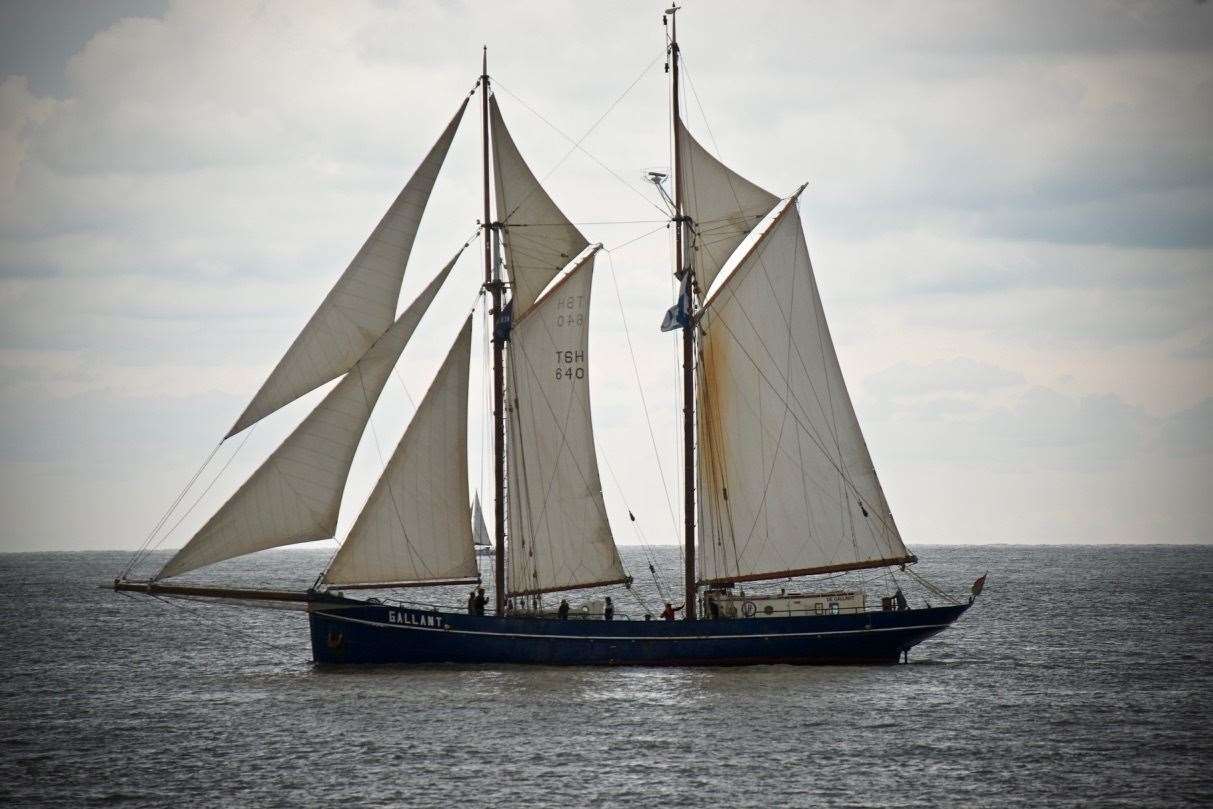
[1,0,1210,550]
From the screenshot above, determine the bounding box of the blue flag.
[660,272,692,332]
[493,298,514,343]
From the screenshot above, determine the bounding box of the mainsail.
[677,118,779,293]
[695,198,914,585]
[226,99,468,437]
[506,251,628,596]
[489,95,589,317]
[322,316,477,588]
[157,263,455,580]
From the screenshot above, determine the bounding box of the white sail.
[696,200,913,585]
[322,316,478,588]
[490,95,589,317]
[227,99,468,438]
[472,493,492,548]
[677,117,779,293]
[506,251,627,596]
[158,263,454,580]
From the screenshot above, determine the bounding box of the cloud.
[865,357,1025,398]
[1173,334,1213,359]
[1159,397,1213,457]
[1,0,1212,550]
[864,363,1209,472]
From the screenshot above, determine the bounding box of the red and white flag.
[971,573,988,597]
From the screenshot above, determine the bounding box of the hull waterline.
[308,597,969,666]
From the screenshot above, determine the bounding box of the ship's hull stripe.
[311,610,954,641]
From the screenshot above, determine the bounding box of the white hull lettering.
[387,610,445,629]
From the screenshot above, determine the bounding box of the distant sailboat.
[115,9,983,665]
[472,494,493,557]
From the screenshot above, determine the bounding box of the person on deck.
[660,602,683,621]
[473,587,487,616]
[894,588,909,612]
[603,596,614,621]
[466,589,476,615]
[557,599,570,620]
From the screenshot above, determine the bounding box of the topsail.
[696,198,913,585]
[226,99,468,437]
[490,95,589,317]
[677,118,779,293]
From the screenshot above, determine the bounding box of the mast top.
[482,46,487,78]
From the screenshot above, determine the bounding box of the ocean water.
[0,545,1209,808]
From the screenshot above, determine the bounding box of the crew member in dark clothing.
[557,598,570,620]
[473,587,487,616]
[660,602,682,621]
[466,589,476,615]
[603,596,614,621]
[894,587,908,611]
[707,598,721,620]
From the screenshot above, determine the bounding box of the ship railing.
[372,595,633,621]
[708,602,914,619]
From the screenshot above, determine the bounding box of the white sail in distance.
[472,494,492,548]
[322,316,478,589]
[677,117,779,293]
[506,251,628,596]
[226,99,469,438]
[696,199,914,585]
[489,95,589,317]
[158,262,456,580]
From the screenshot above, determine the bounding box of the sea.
[0,544,1209,808]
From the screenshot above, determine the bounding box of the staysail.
[696,198,914,585]
[157,262,455,580]
[489,95,589,317]
[226,99,469,437]
[322,316,478,589]
[506,251,628,596]
[677,117,779,293]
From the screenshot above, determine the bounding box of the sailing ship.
[114,9,983,665]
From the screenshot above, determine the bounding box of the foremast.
[481,48,508,616]
[668,7,697,621]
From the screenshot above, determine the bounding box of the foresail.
[677,118,779,293]
[506,252,627,596]
[158,263,454,580]
[696,204,912,585]
[322,317,477,588]
[489,95,589,317]
[226,99,468,438]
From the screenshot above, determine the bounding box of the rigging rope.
[124,440,222,577]
[601,248,680,544]
[492,50,668,220]
[133,428,255,579]
[144,592,304,662]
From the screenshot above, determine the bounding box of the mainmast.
[668,7,696,621]
[482,48,507,615]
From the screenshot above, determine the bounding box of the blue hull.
[307,598,968,666]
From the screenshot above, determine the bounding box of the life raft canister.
[742,600,757,618]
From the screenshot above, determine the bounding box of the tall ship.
[114,9,983,665]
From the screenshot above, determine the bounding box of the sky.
[1,0,1210,555]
